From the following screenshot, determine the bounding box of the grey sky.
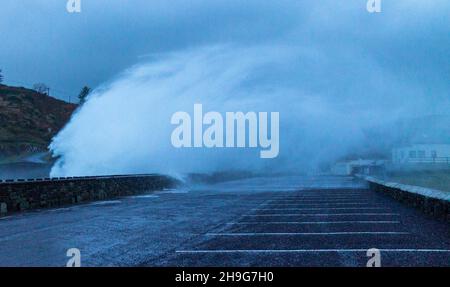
[0,0,449,106]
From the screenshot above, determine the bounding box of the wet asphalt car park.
[0,176,449,267]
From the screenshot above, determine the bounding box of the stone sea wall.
[365,176,450,222]
[0,174,177,215]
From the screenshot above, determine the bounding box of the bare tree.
[33,83,50,95]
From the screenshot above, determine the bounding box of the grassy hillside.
[0,84,76,161]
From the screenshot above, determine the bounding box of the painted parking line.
[0,216,13,220]
[264,204,380,207]
[271,197,372,199]
[268,198,376,200]
[225,221,401,225]
[270,196,371,198]
[270,197,370,200]
[176,249,450,254]
[87,200,122,206]
[242,213,400,217]
[264,203,379,206]
[261,203,377,206]
[269,195,370,197]
[205,232,409,236]
[130,195,159,199]
[261,195,369,197]
[267,199,374,202]
[252,207,389,211]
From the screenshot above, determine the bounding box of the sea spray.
[49,45,429,177]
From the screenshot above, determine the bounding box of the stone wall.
[365,177,450,222]
[0,174,177,216]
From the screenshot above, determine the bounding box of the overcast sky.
[0,0,449,105]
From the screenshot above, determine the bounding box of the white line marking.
[269,199,368,201]
[252,197,373,200]
[0,216,13,220]
[267,200,372,203]
[262,203,375,206]
[267,197,370,200]
[253,207,388,211]
[159,190,189,194]
[176,249,450,254]
[256,196,363,198]
[225,221,401,225]
[130,195,159,199]
[270,195,369,197]
[87,200,122,206]
[269,195,370,198]
[243,213,400,217]
[206,232,409,236]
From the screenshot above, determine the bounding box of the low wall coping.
[0,174,163,185]
[360,175,450,202]
[0,174,178,215]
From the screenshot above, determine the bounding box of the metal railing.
[394,157,450,164]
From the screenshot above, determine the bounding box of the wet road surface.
[0,176,449,266]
